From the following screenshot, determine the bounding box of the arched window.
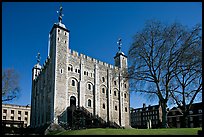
[102,88,105,94]
[88,99,91,107]
[68,64,73,72]
[114,91,117,96]
[114,81,117,85]
[115,106,117,111]
[72,80,75,86]
[124,93,126,98]
[124,84,127,88]
[103,103,105,109]
[88,83,91,90]
[102,77,105,82]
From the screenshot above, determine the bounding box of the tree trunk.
[161,101,168,128]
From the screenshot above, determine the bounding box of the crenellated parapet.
[34,56,51,81]
[69,49,119,70]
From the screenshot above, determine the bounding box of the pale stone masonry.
[31,6,130,128]
[2,104,31,128]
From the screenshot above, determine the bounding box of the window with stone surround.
[125,107,128,112]
[11,110,14,114]
[115,106,117,111]
[88,83,92,91]
[102,77,105,82]
[72,80,75,86]
[102,88,105,94]
[88,99,91,107]
[114,81,117,85]
[68,64,73,72]
[124,83,127,88]
[103,103,105,109]
[114,91,117,96]
[3,109,7,113]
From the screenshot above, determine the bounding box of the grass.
[49,127,202,135]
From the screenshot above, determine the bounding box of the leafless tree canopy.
[128,20,202,127]
[2,68,20,102]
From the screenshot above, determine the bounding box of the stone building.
[30,6,130,129]
[2,104,31,128]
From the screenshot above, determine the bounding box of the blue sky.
[2,2,202,109]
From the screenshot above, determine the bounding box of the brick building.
[167,102,202,128]
[130,103,162,129]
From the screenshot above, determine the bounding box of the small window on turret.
[125,107,128,112]
[65,41,66,44]
[65,32,66,35]
[58,29,60,33]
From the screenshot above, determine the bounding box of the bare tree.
[128,20,201,128]
[169,25,202,127]
[2,68,20,102]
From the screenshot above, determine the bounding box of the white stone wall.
[31,23,130,128]
[2,104,31,127]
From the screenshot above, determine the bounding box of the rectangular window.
[11,116,14,120]
[11,110,14,114]
[18,117,21,121]
[3,116,6,119]
[3,109,7,113]
[25,111,28,115]
[18,111,21,115]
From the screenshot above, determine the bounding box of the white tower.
[49,5,70,123]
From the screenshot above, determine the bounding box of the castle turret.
[114,38,128,69]
[49,5,69,123]
[32,52,42,80]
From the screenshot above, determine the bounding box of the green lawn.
[49,127,202,135]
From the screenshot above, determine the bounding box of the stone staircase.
[60,105,121,130]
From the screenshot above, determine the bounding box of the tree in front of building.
[169,24,202,127]
[128,20,201,128]
[2,68,20,102]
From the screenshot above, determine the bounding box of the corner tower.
[114,38,127,69]
[49,5,70,123]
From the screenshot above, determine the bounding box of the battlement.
[34,56,51,81]
[69,49,118,70]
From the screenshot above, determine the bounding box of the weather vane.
[57,4,64,23]
[36,52,41,63]
[117,38,122,52]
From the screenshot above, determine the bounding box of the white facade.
[31,8,130,128]
[2,104,31,128]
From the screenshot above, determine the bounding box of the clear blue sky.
[2,2,202,109]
